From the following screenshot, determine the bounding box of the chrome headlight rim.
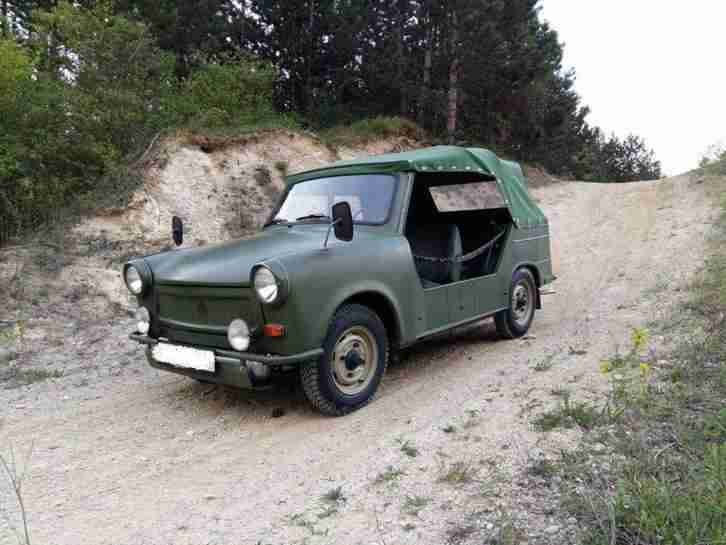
[251,263,289,305]
[123,261,151,296]
[227,318,251,352]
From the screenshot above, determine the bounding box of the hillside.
[0,129,423,335]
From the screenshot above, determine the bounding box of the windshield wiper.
[265,218,289,227]
[295,214,331,222]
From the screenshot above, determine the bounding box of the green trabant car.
[125,146,554,415]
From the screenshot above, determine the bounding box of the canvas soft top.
[286,146,547,228]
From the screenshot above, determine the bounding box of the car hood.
[144,227,334,285]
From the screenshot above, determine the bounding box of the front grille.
[154,284,263,349]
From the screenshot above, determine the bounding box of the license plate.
[152,343,215,372]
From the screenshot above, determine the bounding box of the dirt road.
[0,174,717,545]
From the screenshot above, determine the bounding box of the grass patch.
[399,439,420,458]
[319,116,423,148]
[316,505,338,519]
[527,457,557,480]
[320,485,345,504]
[2,364,63,387]
[532,393,606,432]
[446,523,477,544]
[550,386,570,398]
[374,465,405,485]
[531,353,556,372]
[439,461,477,485]
[402,494,431,517]
[554,176,726,545]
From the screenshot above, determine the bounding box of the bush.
[320,116,422,147]
[0,2,292,246]
[700,143,726,176]
[170,58,283,129]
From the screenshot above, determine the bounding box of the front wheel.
[495,268,537,339]
[301,304,388,416]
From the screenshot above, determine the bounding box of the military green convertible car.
[125,146,553,415]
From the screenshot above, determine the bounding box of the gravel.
[0,172,717,545]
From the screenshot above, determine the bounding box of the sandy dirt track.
[0,174,717,545]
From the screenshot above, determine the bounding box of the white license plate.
[152,343,215,372]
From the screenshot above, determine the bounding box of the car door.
[423,284,451,331]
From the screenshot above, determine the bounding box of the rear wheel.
[495,268,536,339]
[301,304,388,416]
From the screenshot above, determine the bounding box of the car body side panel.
[510,221,554,285]
[422,286,450,331]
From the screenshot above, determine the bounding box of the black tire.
[495,268,537,339]
[301,304,388,416]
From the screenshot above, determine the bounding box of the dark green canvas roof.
[286,146,547,228]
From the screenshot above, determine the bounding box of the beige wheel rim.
[331,326,378,395]
[512,281,534,327]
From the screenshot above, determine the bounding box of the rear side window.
[429,181,505,212]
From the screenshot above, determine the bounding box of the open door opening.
[404,173,511,288]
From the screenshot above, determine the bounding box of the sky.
[540,1,726,176]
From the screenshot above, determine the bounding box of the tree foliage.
[0,1,284,243]
[0,0,663,245]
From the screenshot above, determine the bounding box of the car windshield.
[272,174,396,225]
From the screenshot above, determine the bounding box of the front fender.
[259,235,420,355]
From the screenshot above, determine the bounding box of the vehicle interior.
[405,173,511,289]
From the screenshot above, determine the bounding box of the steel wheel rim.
[331,326,378,396]
[512,281,534,327]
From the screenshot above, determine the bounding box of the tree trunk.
[447,10,459,144]
[1,1,8,37]
[303,0,315,114]
[396,0,407,116]
[417,3,432,128]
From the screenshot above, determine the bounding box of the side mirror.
[331,201,354,242]
[172,215,183,246]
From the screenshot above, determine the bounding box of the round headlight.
[125,266,144,295]
[227,319,250,352]
[253,266,278,304]
[135,307,150,335]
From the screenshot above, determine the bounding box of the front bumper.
[129,333,323,388]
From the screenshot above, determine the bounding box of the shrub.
[0,2,293,246]
[170,57,282,130]
[320,116,422,147]
[700,143,726,176]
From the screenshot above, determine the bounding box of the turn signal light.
[263,323,286,337]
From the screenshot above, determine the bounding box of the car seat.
[408,224,462,287]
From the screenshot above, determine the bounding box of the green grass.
[402,494,431,517]
[399,439,420,458]
[531,352,556,372]
[319,116,423,148]
[2,365,63,387]
[527,458,557,480]
[320,485,345,503]
[438,461,477,485]
[532,393,606,432]
[552,176,726,545]
[374,465,405,485]
[446,523,476,544]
